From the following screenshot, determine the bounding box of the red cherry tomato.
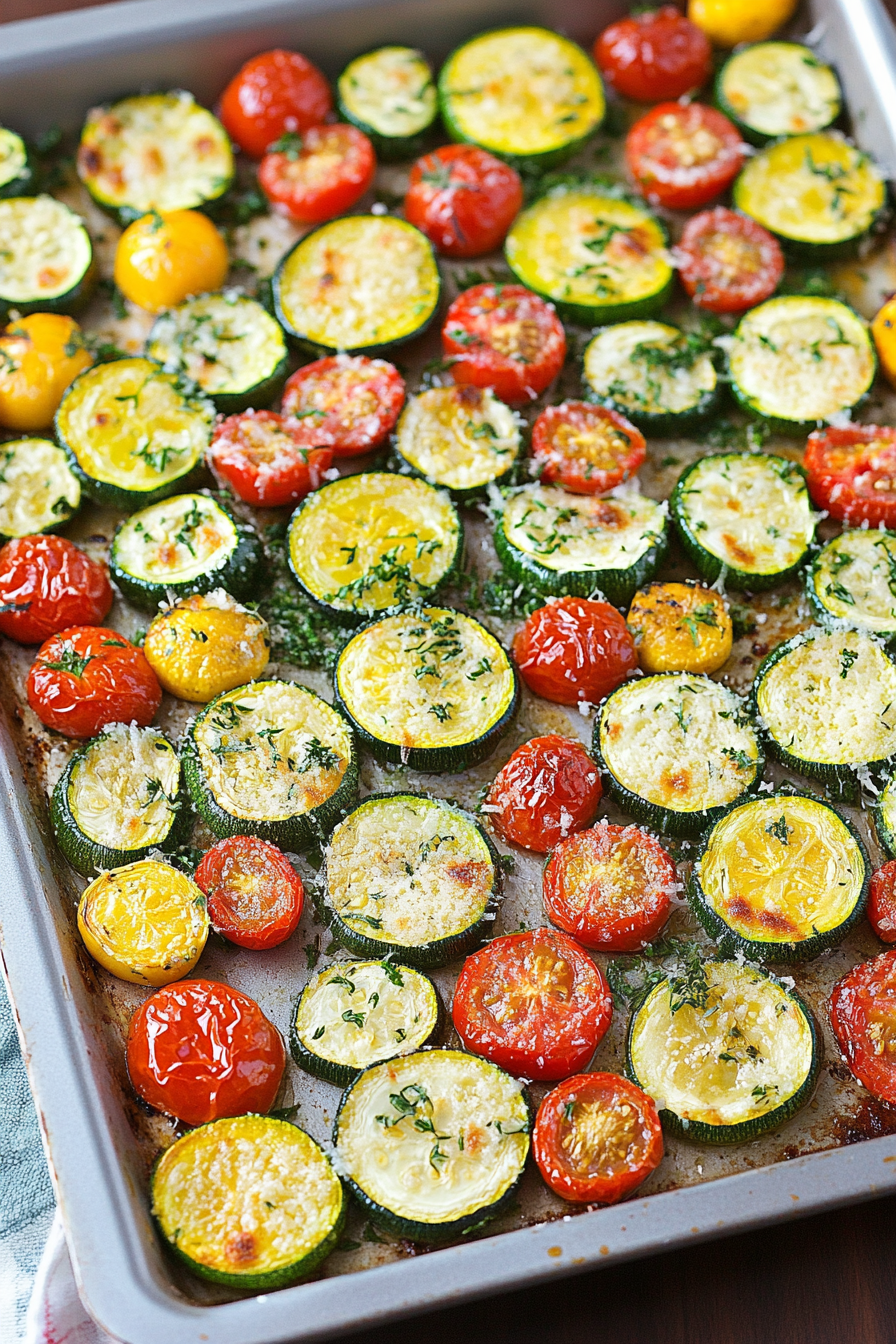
[442,283,566,405]
[626,103,745,211]
[869,861,896,943]
[543,823,675,952]
[486,735,602,854]
[126,979,286,1126]
[404,145,523,258]
[0,535,112,644]
[533,1072,663,1204]
[675,207,784,314]
[830,949,896,1105]
[258,123,375,225]
[513,596,638,707]
[208,410,333,508]
[27,626,161,738]
[531,402,646,495]
[281,354,406,457]
[803,426,896,528]
[595,6,712,103]
[452,928,612,1081]
[194,835,304,950]
[218,48,333,158]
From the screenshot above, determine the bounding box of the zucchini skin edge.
[494,513,668,608]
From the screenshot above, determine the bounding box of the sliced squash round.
[626,581,732,676]
[337,46,437,158]
[0,437,80,539]
[582,321,720,434]
[716,43,841,145]
[875,772,896,857]
[394,386,521,498]
[143,590,270,703]
[0,129,35,199]
[78,858,208,986]
[807,528,896,638]
[0,195,94,317]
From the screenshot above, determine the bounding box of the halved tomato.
[531,401,646,495]
[830,949,896,1104]
[442,283,566,405]
[404,144,523,258]
[218,48,333,159]
[675,207,784,314]
[595,6,712,103]
[869,861,896,943]
[194,835,304,950]
[258,123,376,225]
[804,426,896,528]
[626,102,745,210]
[208,410,333,507]
[513,596,638,707]
[27,626,161,738]
[281,354,405,457]
[485,734,602,854]
[0,535,112,644]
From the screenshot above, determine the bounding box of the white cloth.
[24,1211,110,1344]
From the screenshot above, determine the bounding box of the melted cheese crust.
[147,293,286,397]
[502,483,666,574]
[0,130,27,188]
[339,47,436,137]
[721,43,840,137]
[583,321,716,416]
[78,859,208,985]
[69,724,180,850]
[0,196,91,303]
[811,529,896,633]
[0,437,79,537]
[295,961,438,1067]
[113,493,237,585]
[396,386,520,490]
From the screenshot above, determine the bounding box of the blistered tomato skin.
[442,284,566,405]
[531,402,646,495]
[675,207,784,314]
[452,927,613,1081]
[404,145,524,258]
[830,949,896,1105]
[0,536,112,644]
[195,835,304,950]
[208,410,334,507]
[258,124,376,225]
[281,354,406,457]
[513,596,638,707]
[0,315,93,432]
[486,735,602,854]
[27,626,161,738]
[114,210,230,313]
[126,979,286,1126]
[595,6,712,103]
[869,862,896,943]
[218,48,333,158]
[804,426,896,528]
[626,102,745,211]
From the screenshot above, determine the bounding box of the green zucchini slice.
[274,216,440,355]
[334,606,518,772]
[670,452,815,590]
[110,492,261,610]
[438,27,604,169]
[56,357,214,509]
[334,1049,529,1240]
[716,43,841,145]
[0,437,80,539]
[77,92,234,224]
[321,792,499,968]
[504,187,673,325]
[690,792,868,961]
[627,960,820,1145]
[496,483,668,606]
[582,321,720,433]
[875,773,896,857]
[50,724,187,876]
[182,679,358,851]
[291,959,440,1085]
[0,129,35,199]
[287,472,461,621]
[595,673,762,837]
[733,132,885,256]
[394,386,521,497]
[145,292,288,413]
[337,47,437,158]
[0,196,94,317]
[152,1115,345,1288]
[727,296,874,428]
[808,529,896,637]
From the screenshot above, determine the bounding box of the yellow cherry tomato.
[0,314,93,431]
[872,296,896,389]
[143,591,269,702]
[688,0,798,46]
[114,209,229,313]
[78,859,209,986]
[627,581,732,675]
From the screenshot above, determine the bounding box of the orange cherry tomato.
[194,835,304,950]
[486,735,602,854]
[830,949,896,1105]
[626,102,745,210]
[0,314,93,431]
[114,210,229,313]
[869,861,896,943]
[208,410,333,507]
[0,536,112,644]
[531,401,646,495]
[258,123,376,225]
[219,48,333,159]
[404,144,523,258]
[595,6,712,102]
[442,283,566,405]
[513,596,638,706]
[280,354,405,457]
[27,626,161,738]
[803,425,896,529]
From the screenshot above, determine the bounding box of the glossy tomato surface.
[27,626,161,738]
[804,426,896,528]
[218,48,333,158]
[0,536,112,644]
[258,123,375,225]
[126,978,286,1126]
[830,949,896,1105]
[194,835,304,950]
[281,354,406,457]
[543,823,675,951]
[208,410,333,507]
[531,401,646,495]
[452,927,612,1081]
[533,1072,663,1204]
[595,5,712,102]
[676,207,784,313]
[869,861,896,943]
[626,102,745,210]
[404,145,523,258]
[486,735,602,854]
[442,283,566,405]
[513,596,638,707]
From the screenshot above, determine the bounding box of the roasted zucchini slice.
[595,672,762,837]
[334,1049,529,1240]
[110,492,261,610]
[0,437,80,539]
[321,792,500,968]
[78,859,208,986]
[337,47,437,158]
[334,606,518,772]
[77,92,234,224]
[291,959,440,1084]
[152,1115,345,1288]
[0,196,94,317]
[287,471,462,621]
[807,529,896,638]
[875,773,896,857]
[716,43,841,145]
[274,216,440,354]
[394,386,521,498]
[0,128,35,199]
[582,321,720,434]
[627,960,820,1144]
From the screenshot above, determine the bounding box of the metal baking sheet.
[5,1,896,1341]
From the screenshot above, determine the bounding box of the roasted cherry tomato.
[675,207,784,314]
[442,283,566,405]
[595,6,712,103]
[543,823,676,952]
[804,426,896,529]
[869,862,896,943]
[531,402,646,495]
[533,1072,663,1204]
[126,979,286,1126]
[452,928,612,1081]
[486,735,602,854]
[627,581,732,675]
[258,123,376,225]
[218,48,333,159]
[0,536,112,644]
[208,410,333,507]
[281,354,405,457]
[830,949,896,1105]
[688,0,798,47]
[143,593,270,702]
[27,626,161,738]
[0,315,93,432]
[403,144,524,258]
[194,835,304,950]
[114,210,229,313]
[513,596,638,707]
[872,297,896,389]
[626,102,745,211]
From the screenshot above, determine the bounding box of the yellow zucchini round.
[78,859,208,986]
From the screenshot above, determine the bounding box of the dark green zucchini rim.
[714,43,842,147]
[0,129,36,199]
[336,47,438,160]
[874,774,896,857]
[805,529,896,638]
[0,436,80,540]
[0,196,95,318]
[582,326,723,435]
